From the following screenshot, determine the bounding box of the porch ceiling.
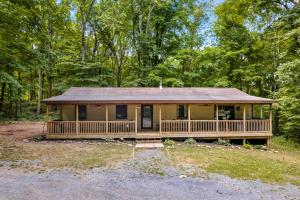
[43,87,276,105]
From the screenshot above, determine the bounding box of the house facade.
[43,87,275,143]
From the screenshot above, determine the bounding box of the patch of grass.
[184,138,197,145]
[271,136,300,152]
[163,139,175,147]
[169,138,300,185]
[0,137,132,170]
[243,143,252,149]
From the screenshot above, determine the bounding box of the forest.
[0,0,299,142]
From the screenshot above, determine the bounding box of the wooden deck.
[46,119,272,140]
[46,132,272,140]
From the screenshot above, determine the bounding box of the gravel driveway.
[0,148,299,200]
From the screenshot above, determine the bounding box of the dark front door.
[141,105,153,129]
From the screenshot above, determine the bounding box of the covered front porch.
[45,103,272,140]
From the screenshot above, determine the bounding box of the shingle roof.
[43,87,276,104]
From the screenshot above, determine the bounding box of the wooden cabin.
[43,87,275,143]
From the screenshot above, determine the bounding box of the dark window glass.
[116,105,127,119]
[177,104,188,119]
[79,105,87,120]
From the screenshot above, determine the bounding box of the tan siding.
[61,105,75,121]
[161,104,177,120]
[235,104,252,120]
[190,104,215,120]
[61,103,253,122]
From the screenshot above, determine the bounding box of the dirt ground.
[0,121,44,140]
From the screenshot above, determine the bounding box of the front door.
[141,105,153,129]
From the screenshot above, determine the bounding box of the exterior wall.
[190,104,215,120]
[61,103,253,123]
[234,104,252,120]
[61,105,75,121]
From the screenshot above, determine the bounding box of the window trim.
[116,104,128,120]
[177,104,188,119]
[78,105,87,120]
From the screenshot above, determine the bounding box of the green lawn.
[169,137,300,185]
[0,137,133,170]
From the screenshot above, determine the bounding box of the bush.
[184,138,197,145]
[104,138,115,143]
[164,139,175,147]
[243,143,253,149]
[215,138,231,146]
[253,145,267,150]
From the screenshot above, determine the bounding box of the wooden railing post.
[243,104,246,132]
[269,104,272,133]
[188,104,191,133]
[45,104,49,135]
[76,104,79,135]
[260,105,263,119]
[216,104,219,133]
[105,105,108,133]
[159,104,162,134]
[135,105,138,134]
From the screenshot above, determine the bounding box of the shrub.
[253,145,267,151]
[164,139,175,147]
[184,138,197,145]
[215,138,231,146]
[104,138,115,143]
[243,143,253,149]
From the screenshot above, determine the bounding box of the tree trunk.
[37,68,42,116]
[92,28,98,61]
[0,82,6,112]
[81,24,86,62]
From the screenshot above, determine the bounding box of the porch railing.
[161,119,270,133]
[47,121,136,135]
[47,119,270,135]
[161,120,189,133]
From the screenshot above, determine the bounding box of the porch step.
[136,138,162,143]
[135,143,164,148]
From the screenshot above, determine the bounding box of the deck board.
[46,131,272,139]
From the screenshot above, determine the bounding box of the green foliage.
[0,0,299,144]
[184,138,197,145]
[215,138,231,146]
[271,136,300,152]
[243,143,253,150]
[253,145,267,151]
[163,139,175,147]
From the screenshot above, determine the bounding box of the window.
[79,105,87,120]
[116,105,127,119]
[218,105,235,120]
[177,104,188,119]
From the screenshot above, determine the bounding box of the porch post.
[159,104,162,134]
[216,104,219,133]
[45,104,49,135]
[105,105,108,133]
[46,104,49,122]
[188,104,191,133]
[76,104,79,134]
[260,105,263,119]
[135,105,138,134]
[269,104,272,133]
[60,105,63,120]
[243,104,246,133]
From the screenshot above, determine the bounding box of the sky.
[201,0,224,47]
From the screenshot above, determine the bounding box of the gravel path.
[0,148,299,200]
